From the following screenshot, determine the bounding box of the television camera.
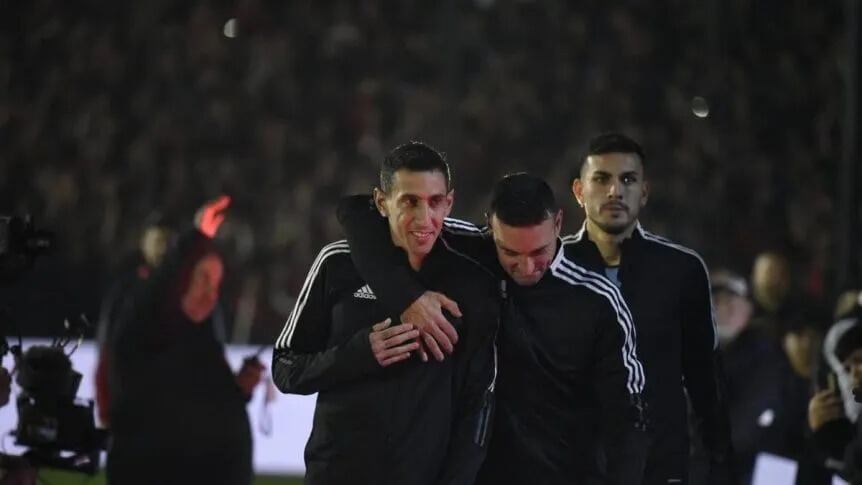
[0,215,106,475]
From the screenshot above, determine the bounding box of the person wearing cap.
[709,269,806,483]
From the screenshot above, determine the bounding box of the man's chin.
[406,241,436,258]
[512,274,543,287]
[596,219,632,235]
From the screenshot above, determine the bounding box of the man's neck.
[407,253,425,271]
[585,219,637,266]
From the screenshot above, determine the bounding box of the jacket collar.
[567,220,646,269]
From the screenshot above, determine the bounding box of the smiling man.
[336,173,649,484]
[272,142,498,485]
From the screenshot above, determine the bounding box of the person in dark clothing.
[95,214,230,427]
[567,133,733,484]
[94,216,173,426]
[336,173,649,484]
[708,270,807,484]
[338,133,733,484]
[106,196,263,485]
[271,142,498,485]
[749,251,793,342]
[809,316,862,483]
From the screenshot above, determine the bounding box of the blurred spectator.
[750,251,793,340]
[106,197,263,485]
[711,269,807,483]
[752,252,793,316]
[835,290,862,322]
[93,214,175,426]
[810,318,862,482]
[94,213,232,426]
[783,307,825,383]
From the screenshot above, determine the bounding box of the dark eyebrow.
[621,171,640,178]
[497,243,518,254]
[530,243,553,255]
[396,193,419,202]
[398,192,447,202]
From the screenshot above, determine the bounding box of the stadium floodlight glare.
[691,96,710,118]
[223,18,238,39]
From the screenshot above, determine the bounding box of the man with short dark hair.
[339,132,734,484]
[566,132,733,484]
[272,141,498,485]
[337,172,648,484]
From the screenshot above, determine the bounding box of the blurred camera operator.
[106,196,263,485]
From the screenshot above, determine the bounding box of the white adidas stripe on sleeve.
[636,225,719,350]
[275,240,350,349]
[550,254,646,395]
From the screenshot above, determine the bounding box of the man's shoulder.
[432,240,498,302]
[311,239,352,262]
[437,243,497,283]
[550,250,624,304]
[306,240,358,278]
[442,217,489,237]
[635,226,708,272]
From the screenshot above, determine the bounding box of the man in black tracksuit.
[340,133,733,484]
[271,142,498,485]
[337,174,649,484]
[566,133,733,484]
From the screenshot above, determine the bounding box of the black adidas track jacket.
[272,238,499,485]
[562,225,734,484]
[337,195,649,485]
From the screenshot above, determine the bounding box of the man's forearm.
[337,195,427,315]
[271,328,378,395]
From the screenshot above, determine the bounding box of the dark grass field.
[36,471,303,485]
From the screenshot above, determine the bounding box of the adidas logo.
[353,284,376,300]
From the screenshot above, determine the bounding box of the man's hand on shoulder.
[402,291,462,362]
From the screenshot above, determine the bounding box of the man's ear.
[553,210,563,237]
[572,178,584,208]
[641,180,650,208]
[443,189,455,218]
[486,213,498,237]
[373,188,387,217]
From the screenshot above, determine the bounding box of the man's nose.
[607,180,623,199]
[521,257,536,274]
[415,203,431,223]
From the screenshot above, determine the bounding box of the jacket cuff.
[343,326,379,374]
